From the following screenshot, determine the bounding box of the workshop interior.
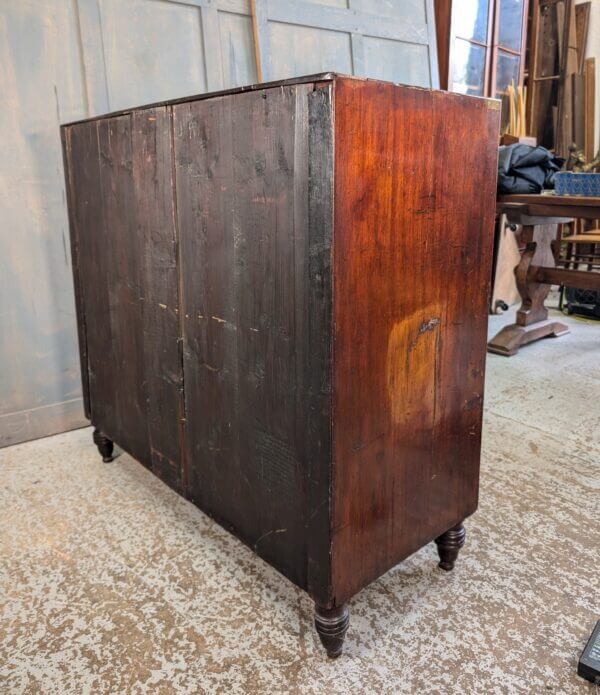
[0,0,598,692]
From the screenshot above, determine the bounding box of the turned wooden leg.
[435,522,466,571]
[314,604,349,659]
[93,428,114,463]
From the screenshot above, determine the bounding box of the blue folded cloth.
[498,144,564,194]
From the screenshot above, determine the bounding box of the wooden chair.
[558,223,600,314]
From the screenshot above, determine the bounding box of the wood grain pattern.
[63,75,500,654]
[575,2,590,75]
[132,107,185,490]
[66,112,185,484]
[305,82,334,604]
[330,78,500,603]
[61,127,92,420]
[583,58,595,163]
[172,83,332,590]
[433,0,452,90]
[64,122,112,435]
[94,116,149,464]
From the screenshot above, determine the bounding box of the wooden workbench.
[488,194,600,356]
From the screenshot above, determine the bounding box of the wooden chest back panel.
[172,83,333,590]
[64,109,184,487]
[331,79,499,603]
[131,108,185,490]
[63,75,499,605]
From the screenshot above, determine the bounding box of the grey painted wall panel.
[0,0,438,447]
[255,0,438,86]
[100,0,207,111]
[0,0,88,446]
[312,0,348,6]
[359,0,427,23]
[363,36,431,87]
[268,24,353,81]
[219,11,258,87]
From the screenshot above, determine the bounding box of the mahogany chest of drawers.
[62,74,499,657]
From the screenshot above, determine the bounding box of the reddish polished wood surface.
[331,78,500,603]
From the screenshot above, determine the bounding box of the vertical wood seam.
[62,128,92,419]
[169,105,190,496]
[328,79,336,606]
[306,79,335,604]
[129,113,153,462]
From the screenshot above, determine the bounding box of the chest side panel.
[63,109,184,488]
[173,83,333,591]
[331,79,500,602]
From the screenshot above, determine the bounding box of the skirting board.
[0,398,88,448]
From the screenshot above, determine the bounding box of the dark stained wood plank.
[173,82,331,590]
[61,127,92,420]
[330,78,500,603]
[66,113,183,480]
[172,92,239,528]
[92,115,149,464]
[231,84,308,585]
[433,0,452,90]
[584,58,595,163]
[63,73,336,127]
[65,121,116,437]
[132,107,185,492]
[575,2,591,75]
[305,82,334,606]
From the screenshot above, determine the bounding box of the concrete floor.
[1,303,599,694]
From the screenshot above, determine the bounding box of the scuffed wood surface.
[331,78,500,603]
[63,75,499,613]
[93,115,149,464]
[172,83,332,591]
[132,107,185,490]
[66,111,185,489]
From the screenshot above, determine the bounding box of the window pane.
[495,50,520,96]
[453,0,489,43]
[452,39,486,96]
[498,0,524,52]
[495,51,520,129]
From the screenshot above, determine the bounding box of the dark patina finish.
[62,74,499,657]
